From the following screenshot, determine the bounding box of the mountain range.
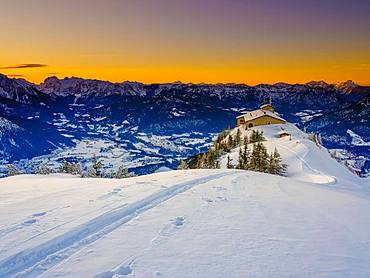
[0,73,369,176]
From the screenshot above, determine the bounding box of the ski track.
[275,140,336,185]
[93,173,241,278]
[0,172,235,278]
[0,200,122,258]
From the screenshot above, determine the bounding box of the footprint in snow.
[173,216,185,227]
[151,216,186,246]
[202,196,227,204]
[32,212,47,217]
[23,219,37,225]
[1,213,44,236]
[94,265,133,278]
[202,197,214,203]
[97,188,122,200]
[213,186,227,191]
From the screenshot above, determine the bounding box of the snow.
[1,124,370,277]
[237,109,285,122]
[154,166,173,173]
[170,108,186,117]
[95,117,107,122]
[295,110,323,123]
[219,123,364,187]
[0,168,370,277]
[347,129,370,146]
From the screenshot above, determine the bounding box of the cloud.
[0,63,48,69]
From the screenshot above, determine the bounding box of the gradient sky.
[1,0,370,85]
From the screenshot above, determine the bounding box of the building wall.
[244,115,285,128]
[236,118,245,126]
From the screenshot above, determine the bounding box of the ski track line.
[93,173,243,278]
[0,172,235,278]
[0,201,116,255]
[275,141,336,184]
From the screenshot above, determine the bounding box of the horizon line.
[1,72,369,87]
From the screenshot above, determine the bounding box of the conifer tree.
[272,148,287,175]
[235,128,241,146]
[243,134,249,145]
[36,164,53,175]
[250,130,265,143]
[237,148,244,169]
[268,153,276,174]
[205,149,213,168]
[6,164,21,176]
[178,160,189,170]
[249,142,268,172]
[249,144,259,171]
[59,160,82,176]
[242,144,250,170]
[92,154,103,177]
[259,143,269,173]
[227,135,234,151]
[114,166,136,178]
[250,130,258,143]
[227,155,233,169]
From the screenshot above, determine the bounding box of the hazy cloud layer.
[0,64,48,69]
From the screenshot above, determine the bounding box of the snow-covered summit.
[336,80,359,93]
[0,73,46,104]
[219,123,365,187]
[38,76,147,98]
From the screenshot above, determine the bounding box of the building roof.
[278,131,291,135]
[236,109,286,122]
[260,104,273,109]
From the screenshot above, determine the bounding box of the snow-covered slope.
[1,166,370,277]
[219,123,364,187]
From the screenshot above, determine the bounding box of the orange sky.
[1,0,370,85]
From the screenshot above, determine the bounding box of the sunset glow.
[1,0,370,85]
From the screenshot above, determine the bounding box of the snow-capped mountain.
[336,80,359,93]
[0,74,369,176]
[0,73,48,104]
[38,76,147,98]
[336,80,370,101]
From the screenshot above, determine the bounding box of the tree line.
[179,127,287,176]
[5,154,136,179]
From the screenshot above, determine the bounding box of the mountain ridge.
[0,73,369,176]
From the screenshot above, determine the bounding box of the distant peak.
[337,80,358,87]
[306,80,330,87]
[336,80,359,92]
[43,76,60,82]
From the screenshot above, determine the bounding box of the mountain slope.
[0,126,369,277]
[0,74,369,176]
[191,123,363,184]
[0,166,369,277]
[0,73,49,104]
